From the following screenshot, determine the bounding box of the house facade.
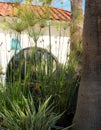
[0,2,70,84]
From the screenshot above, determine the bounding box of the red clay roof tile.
[0,2,70,21]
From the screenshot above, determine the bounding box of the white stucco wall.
[0,20,70,84]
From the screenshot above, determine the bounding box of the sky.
[53,0,85,11]
[0,0,85,11]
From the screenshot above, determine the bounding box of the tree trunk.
[70,0,83,75]
[72,0,101,130]
[70,0,83,51]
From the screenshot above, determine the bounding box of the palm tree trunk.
[70,0,83,76]
[70,0,83,51]
[72,0,101,130]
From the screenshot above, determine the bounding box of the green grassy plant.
[0,94,51,129]
[5,46,79,129]
[0,84,70,130]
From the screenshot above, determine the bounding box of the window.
[11,38,21,50]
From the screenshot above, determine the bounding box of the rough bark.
[72,0,101,130]
[70,0,83,51]
[70,0,83,75]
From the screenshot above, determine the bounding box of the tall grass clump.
[5,46,80,128]
[0,82,71,130]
